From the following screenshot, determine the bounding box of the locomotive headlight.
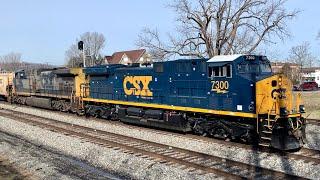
[299,105,305,113]
[280,107,288,116]
[278,76,282,86]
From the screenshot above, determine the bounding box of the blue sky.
[0,0,319,65]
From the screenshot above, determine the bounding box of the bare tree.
[0,52,23,71]
[65,32,106,67]
[0,52,56,72]
[288,42,315,68]
[65,44,82,67]
[280,63,300,84]
[137,0,299,60]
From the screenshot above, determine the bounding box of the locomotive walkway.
[0,109,306,179]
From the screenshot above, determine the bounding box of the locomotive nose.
[256,74,306,151]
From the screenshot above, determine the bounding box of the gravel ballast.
[0,156,25,180]
[0,103,319,179]
[0,131,124,180]
[0,107,220,179]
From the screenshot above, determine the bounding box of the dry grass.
[297,91,320,119]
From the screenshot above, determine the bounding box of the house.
[271,62,301,74]
[271,62,301,84]
[105,49,151,65]
[316,70,320,86]
[301,67,320,86]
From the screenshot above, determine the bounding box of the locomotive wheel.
[214,128,229,140]
[94,110,102,118]
[240,130,258,145]
[201,132,208,137]
[7,97,12,103]
[62,104,69,112]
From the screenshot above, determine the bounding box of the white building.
[315,70,320,87]
[301,68,320,87]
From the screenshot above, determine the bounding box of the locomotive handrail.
[256,95,266,132]
[257,95,266,115]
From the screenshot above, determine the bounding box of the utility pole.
[83,48,86,67]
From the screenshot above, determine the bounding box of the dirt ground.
[297,91,320,119]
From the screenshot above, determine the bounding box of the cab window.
[226,65,232,78]
[260,63,272,73]
[238,63,258,73]
[238,63,249,73]
[208,64,232,78]
[238,62,271,73]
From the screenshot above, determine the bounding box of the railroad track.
[2,104,320,166]
[0,109,305,179]
[307,118,320,126]
[87,113,320,165]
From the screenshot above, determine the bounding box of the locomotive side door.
[208,63,233,111]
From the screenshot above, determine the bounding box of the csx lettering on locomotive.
[123,76,153,96]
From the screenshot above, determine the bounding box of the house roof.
[302,67,320,73]
[107,49,146,64]
[104,56,112,62]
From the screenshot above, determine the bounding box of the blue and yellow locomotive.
[81,54,305,150]
[6,54,306,150]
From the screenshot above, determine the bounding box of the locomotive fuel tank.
[26,97,53,109]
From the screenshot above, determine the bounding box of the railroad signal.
[78,41,84,50]
[77,41,86,67]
